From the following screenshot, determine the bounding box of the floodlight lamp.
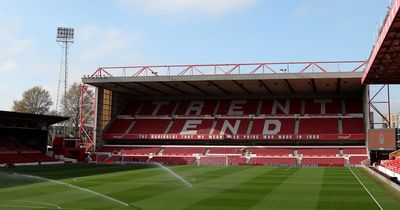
[57,27,74,43]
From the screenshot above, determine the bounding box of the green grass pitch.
[1,164,400,210]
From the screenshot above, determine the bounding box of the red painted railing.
[85,60,367,78]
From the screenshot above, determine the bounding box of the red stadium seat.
[304,99,341,115]
[199,156,227,165]
[128,119,170,134]
[168,119,213,134]
[381,158,400,174]
[342,119,365,134]
[342,148,367,155]
[247,157,296,165]
[349,156,369,165]
[99,97,366,167]
[106,119,132,134]
[174,100,217,115]
[151,156,196,165]
[211,119,249,135]
[137,101,177,115]
[105,98,365,138]
[123,156,149,162]
[301,157,344,166]
[120,101,142,115]
[162,147,206,156]
[228,156,246,165]
[251,119,295,134]
[207,147,243,154]
[259,99,301,115]
[247,148,293,156]
[344,98,363,114]
[297,148,339,156]
[217,100,259,115]
[0,140,56,164]
[298,118,338,134]
[122,147,161,155]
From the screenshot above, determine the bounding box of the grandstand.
[81,62,371,167]
[0,111,67,166]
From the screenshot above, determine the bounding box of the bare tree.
[61,82,81,137]
[61,82,93,137]
[12,86,53,114]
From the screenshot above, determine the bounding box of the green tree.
[12,86,53,114]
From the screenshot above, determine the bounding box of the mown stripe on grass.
[0,179,123,210]
[250,167,324,210]
[3,164,151,181]
[133,166,269,210]
[104,166,248,203]
[316,167,379,210]
[348,167,383,210]
[66,165,193,189]
[183,167,300,210]
[58,166,239,208]
[353,167,400,210]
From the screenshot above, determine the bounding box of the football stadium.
[1,1,400,210]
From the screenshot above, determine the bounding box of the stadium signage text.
[104,133,365,140]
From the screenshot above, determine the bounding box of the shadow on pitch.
[0,163,156,189]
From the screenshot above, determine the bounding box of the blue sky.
[0,0,395,112]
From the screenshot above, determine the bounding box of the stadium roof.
[0,111,68,127]
[83,62,365,97]
[362,0,400,84]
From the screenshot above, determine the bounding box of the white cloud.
[0,60,18,73]
[78,26,145,64]
[294,4,309,17]
[0,38,33,59]
[0,16,34,57]
[120,0,258,19]
[0,16,36,111]
[293,3,330,18]
[0,84,13,110]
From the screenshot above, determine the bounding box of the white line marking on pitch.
[285,167,292,171]
[72,177,81,182]
[0,204,90,210]
[0,204,50,209]
[348,167,384,210]
[13,173,130,207]
[73,177,184,185]
[13,200,61,209]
